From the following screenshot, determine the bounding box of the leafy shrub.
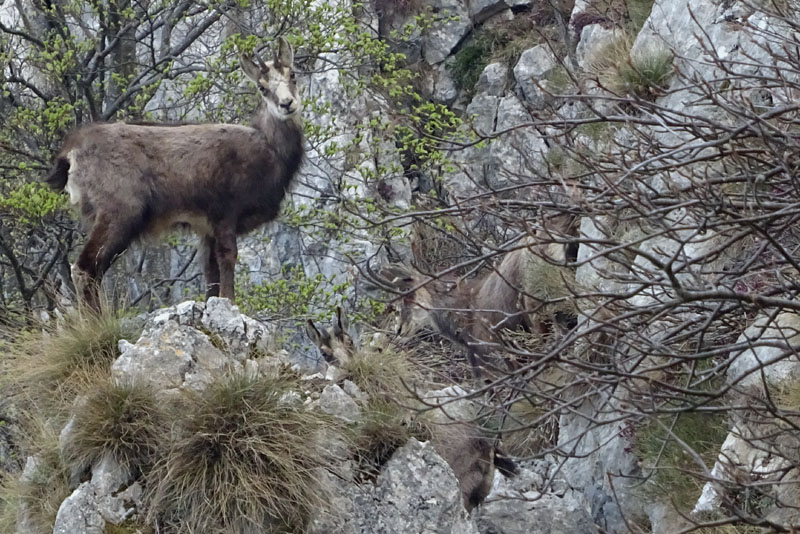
[237,265,348,323]
[448,36,493,96]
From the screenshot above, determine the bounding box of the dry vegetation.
[1,307,140,416]
[146,374,334,533]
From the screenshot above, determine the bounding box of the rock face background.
[2,0,800,532]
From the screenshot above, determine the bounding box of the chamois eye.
[290,72,296,81]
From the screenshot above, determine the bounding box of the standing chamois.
[45,38,304,308]
[379,215,578,377]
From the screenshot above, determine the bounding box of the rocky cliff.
[2,0,800,532]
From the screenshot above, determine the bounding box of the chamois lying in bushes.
[379,216,578,376]
[45,38,304,308]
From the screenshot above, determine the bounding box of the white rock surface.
[319,384,362,423]
[513,45,558,107]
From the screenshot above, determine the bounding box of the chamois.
[305,310,518,511]
[305,306,355,366]
[379,215,578,376]
[45,38,304,308]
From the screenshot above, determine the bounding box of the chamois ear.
[333,306,349,336]
[275,36,294,68]
[305,319,323,347]
[240,53,263,84]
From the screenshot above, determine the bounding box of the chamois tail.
[493,447,519,478]
[45,156,69,191]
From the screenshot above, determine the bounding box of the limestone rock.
[319,384,361,423]
[727,312,800,390]
[476,492,597,534]
[466,94,500,137]
[468,0,508,23]
[422,0,471,65]
[489,95,547,189]
[111,320,236,394]
[149,299,206,328]
[366,439,480,534]
[201,297,273,358]
[476,62,508,97]
[558,394,642,534]
[422,62,459,104]
[576,24,621,70]
[52,482,105,534]
[469,0,534,23]
[53,456,142,534]
[309,439,479,534]
[513,45,558,107]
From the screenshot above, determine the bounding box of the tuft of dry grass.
[497,395,560,457]
[589,32,673,100]
[2,306,140,415]
[62,379,167,474]
[351,399,431,481]
[0,419,70,534]
[776,380,800,411]
[145,373,335,534]
[335,344,438,482]
[340,347,416,401]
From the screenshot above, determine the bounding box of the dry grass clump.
[339,347,416,401]
[352,399,431,480]
[776,379,800,411]
[337,345,438,480]
[0,421,70,534]
[589,33,673,100]
[62,380,166,475]
[522,246,578,318]
[145,373,334,534]
[498,395,560,457]
[2,306,140,414]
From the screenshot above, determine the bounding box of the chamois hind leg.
[202,235,221,298]
[74,212,139,310]
[212,222,238,301]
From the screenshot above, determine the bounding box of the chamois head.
[305,306,355,366]
[377,263,455,338]
[240,37,301,122]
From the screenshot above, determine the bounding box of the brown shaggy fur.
[45,38,303,307]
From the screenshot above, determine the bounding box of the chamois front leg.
[213,222,238,301]
[202,235,221,299]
